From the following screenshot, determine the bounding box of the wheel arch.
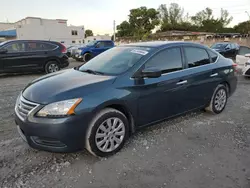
[92,100,136,135]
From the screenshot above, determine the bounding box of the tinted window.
[104,41,113,47]
[96,41,105,48]
[79,47,152,75]
[145,48,183,74]
[207,49,218,63]
[184,47,210,68]
[26,42,57,51]
[238,46,250,55]
[42,43,57,50]
[211,43,227,49]
[4,42,26,53]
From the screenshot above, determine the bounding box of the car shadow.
[0,72,45,78]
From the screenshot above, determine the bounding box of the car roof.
[122,41,205,48]
[3,39,59,44]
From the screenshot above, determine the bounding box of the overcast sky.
[1,0,250,34]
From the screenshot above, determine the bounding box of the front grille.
[16,95,38,120]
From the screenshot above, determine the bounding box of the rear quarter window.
[42,43,58,50]
[207,49,218,63]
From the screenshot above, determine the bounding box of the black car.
[211,42,239,59]
[15,41,237,157]
[0,40,69,74]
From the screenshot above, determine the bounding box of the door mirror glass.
[141,68,162,78]
[0,49,7,54]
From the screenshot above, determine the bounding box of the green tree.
[116,21,133,37]
[128,6,160,39]
[158,3,191,31]
[219,9,233,27]
[85,29,93,37]
[234,21,250,34]
[191,7,232,32]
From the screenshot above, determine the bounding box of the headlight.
[36,98,82,117]
[77,49,82,54]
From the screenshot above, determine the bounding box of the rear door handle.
[176,80,187,85]
[210,73,218,77]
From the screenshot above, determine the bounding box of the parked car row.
[15,41,237,157]
[210,41,250,77]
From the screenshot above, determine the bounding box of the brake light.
[61,44,67,53]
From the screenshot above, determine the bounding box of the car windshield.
[79,46,152,75]
[0,41,7,48]
[211,43,228,49]
[86,41,97,46]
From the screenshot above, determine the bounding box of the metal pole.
[246,11,250,43]
[113,20,116,42]
[245,11,250,20]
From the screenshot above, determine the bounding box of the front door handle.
[176,80,187,85]
[210,73,218,77]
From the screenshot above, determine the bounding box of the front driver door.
[137,47,188,126]
[2,41,28,71]
[92,41,106,57]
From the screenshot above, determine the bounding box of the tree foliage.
[117,6,159,39]
[85,29,93,37]
[116,3,247,39]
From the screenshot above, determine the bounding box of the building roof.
[0,29,16,37]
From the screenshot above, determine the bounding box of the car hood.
[22,69,116,104]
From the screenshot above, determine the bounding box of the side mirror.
[140,68,162,78]
[225,47,230,50]
[245,53,250,58]
[0,49,7,54]
[95,44,100,48]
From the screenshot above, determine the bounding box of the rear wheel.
[86,108,129,157]
[206,84,228,114]
[45,61,60,74]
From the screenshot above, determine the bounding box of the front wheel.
[86,108,129,157]
[206,84,228,114]
[83,53,92,62]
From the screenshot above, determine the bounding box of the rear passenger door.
[25,42,58,69]
[180,46,219,111]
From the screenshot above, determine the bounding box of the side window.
[27,42,43,51]
[207,49,218,63]
[145,48,183,74]
[104,41,113,47]
[4,42,26,53]
[96,42,105,48]
[238,46,250,55]
[184,47,210,68]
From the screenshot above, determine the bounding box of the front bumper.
[15,111,92,153]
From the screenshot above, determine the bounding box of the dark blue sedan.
[15,41,237,157]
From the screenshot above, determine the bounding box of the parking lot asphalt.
[0,59,250,188]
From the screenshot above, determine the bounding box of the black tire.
[45,61,60,74]
[206,84,228,114]
[86,108,129,157]
[83,53,92,62]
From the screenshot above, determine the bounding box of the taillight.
[61,44,67,53]
[232,63,238,74]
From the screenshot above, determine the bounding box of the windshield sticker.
[131,49,148,55]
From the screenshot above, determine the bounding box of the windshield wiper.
[80,69,104,75]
